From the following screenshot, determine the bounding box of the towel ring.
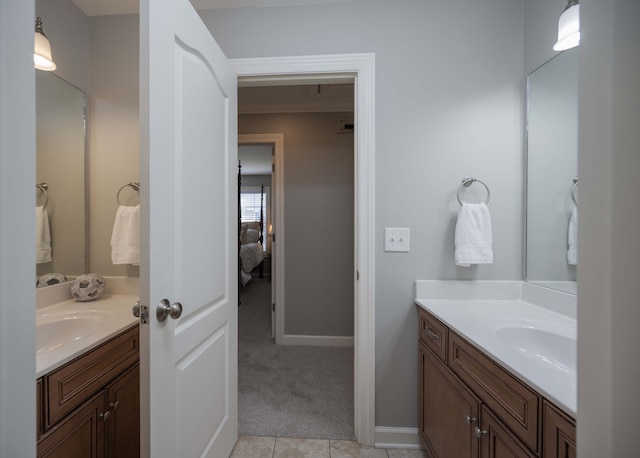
[571,177,578,206]
[457,177,490,205]
[116,182,140,206]
[36,183,49,209]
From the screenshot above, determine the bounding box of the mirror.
[36,71,87,286]
[525,48,578,295]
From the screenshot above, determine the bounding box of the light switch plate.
[384,227,410,252]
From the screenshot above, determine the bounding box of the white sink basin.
[37,310,112,354]
[495,326,576,374]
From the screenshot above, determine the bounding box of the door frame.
[231,53,376,446]
[238,133,284,343]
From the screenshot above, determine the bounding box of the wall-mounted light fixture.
[34,17,56,71]
[553,0,580,51]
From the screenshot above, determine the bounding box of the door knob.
[132,300,141,317]
[156,299,183,321]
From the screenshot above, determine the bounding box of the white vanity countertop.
[415,297,577,417]
[36,295,139,378]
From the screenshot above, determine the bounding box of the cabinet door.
[37,392,106,458]
[419,342,480,458]
[479,406,537,458]
[543,401,576,458]
[106,363,140,458]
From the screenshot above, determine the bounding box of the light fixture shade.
[553,2,580,51]
[34,18,56,71]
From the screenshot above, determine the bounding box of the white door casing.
[238,133,284,344]
[140,0,238,456]
[233,54,376,446]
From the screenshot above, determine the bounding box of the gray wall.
[202,0,524,428]
[240,113,355,337]
[87,15,140,276]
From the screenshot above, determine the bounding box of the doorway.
[231,53,376,445]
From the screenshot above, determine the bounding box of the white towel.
[111,205,140,265]
[36,206,52,264]
[567,205,578,265]
[455,203,493,267]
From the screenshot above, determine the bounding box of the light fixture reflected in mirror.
[34,17,57,71]
[553,0,580,51]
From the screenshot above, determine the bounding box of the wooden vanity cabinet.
[417,306,576,458]
[543,401,576,458]
[479,406,537,458]
[419,341,480,458]
[37,325,140,458]
[106,363,140,457]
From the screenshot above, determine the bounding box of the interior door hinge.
[272,303,275,312]
[357,270,360,281]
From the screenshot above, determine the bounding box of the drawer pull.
[465,415,476,425]
[474,426,488,438]
[110,401,120,411]
[99,411,111,422]
[426,328,440,341]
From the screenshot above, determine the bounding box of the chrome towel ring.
[116,181,140,206]
[36,183,49,209]
[571,177,578,206]
[457,177,490,205]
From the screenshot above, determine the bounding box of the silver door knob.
[132,300,141,317]
[156,299,183,322]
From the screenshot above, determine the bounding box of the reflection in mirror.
[36,72,87,286]
[525,48,578,295]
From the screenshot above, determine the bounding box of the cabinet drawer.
[448,331,540,453]
[44,325,139,428]
[418,308,448,363]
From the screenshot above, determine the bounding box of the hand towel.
[111,205,140,265]
[455,203,493,267]
[36,205,52,264]
[567,205,578,265]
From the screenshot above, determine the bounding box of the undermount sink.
[494,325,576,374]
[37,310,112,354]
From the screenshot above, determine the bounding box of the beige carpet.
[238,279,354,440]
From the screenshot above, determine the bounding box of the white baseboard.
[374,426,423,450]
[282,334,354,347]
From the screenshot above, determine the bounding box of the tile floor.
[231,436,428,458]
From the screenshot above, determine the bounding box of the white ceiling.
[72,0,356,16]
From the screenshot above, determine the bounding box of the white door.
[140,0,238,456]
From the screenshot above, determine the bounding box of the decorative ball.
[70,274,105,302]
[36,273,68,288]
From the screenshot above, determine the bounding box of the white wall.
[577,0,640,456]
[201,0,524,427]
[87,15,140,277]
[240,113,355,338]
[0,1,37,455]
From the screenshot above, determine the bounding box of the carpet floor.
[238,279,354,440]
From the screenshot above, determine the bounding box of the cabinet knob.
[110,401,120,411]
[474,426,488,438]
[99,411,111,422]
[465,415,476,424]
